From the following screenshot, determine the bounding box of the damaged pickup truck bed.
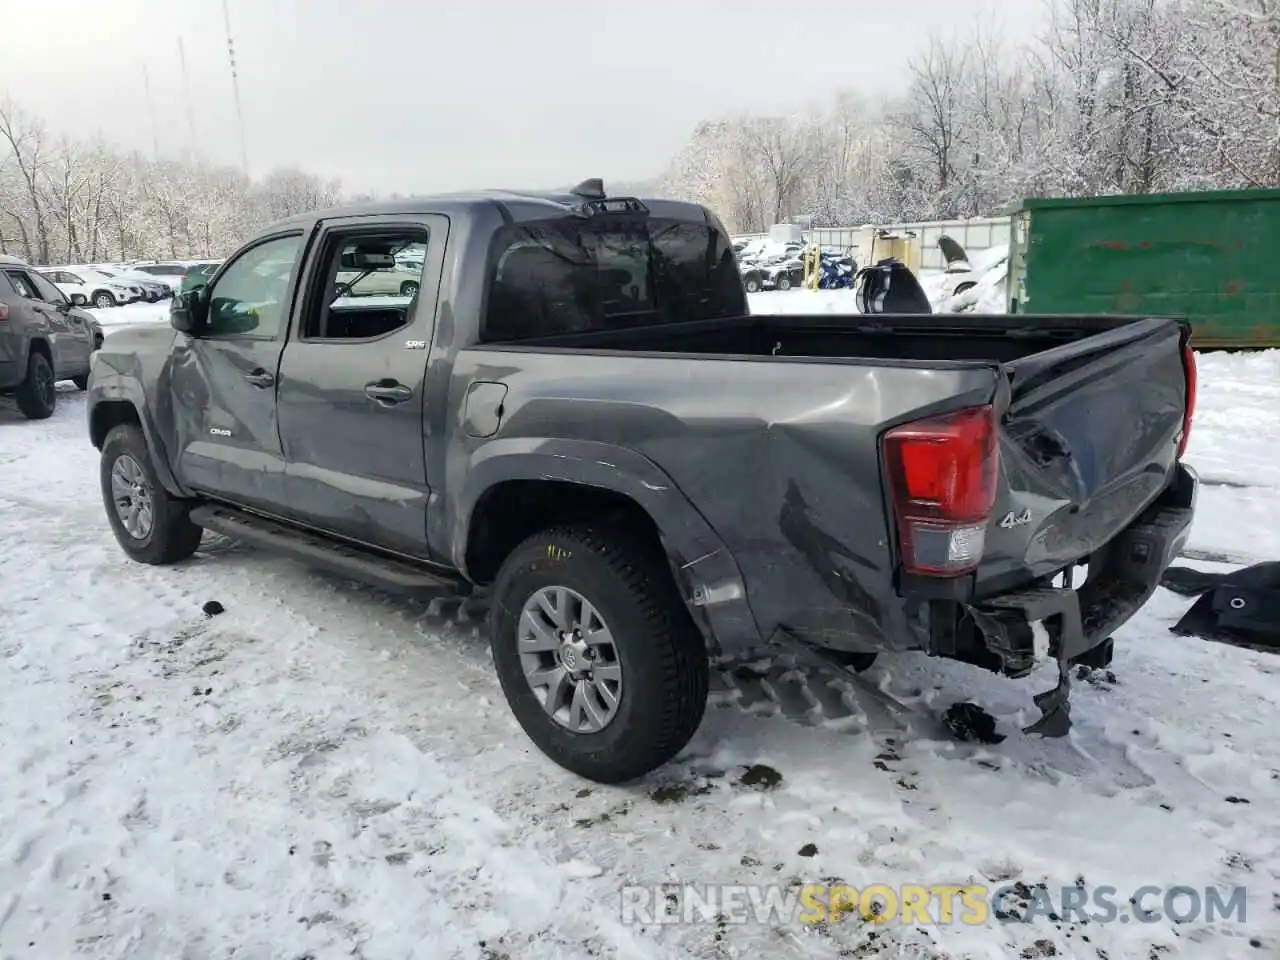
[86,180,1198,783]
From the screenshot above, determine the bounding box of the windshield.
[482,216,742,342]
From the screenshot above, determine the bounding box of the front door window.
[206,236,302,339]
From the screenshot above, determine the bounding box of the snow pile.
[735,237,798,261]
[89,300,172,329]
[933,244,1011,314]
[748,288,858,314]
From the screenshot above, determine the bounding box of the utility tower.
[142,64,160,158]
[178,36,199,156]
[221,0,250,177]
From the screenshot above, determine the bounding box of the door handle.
[244,369,275,388]
[364,380,412,404]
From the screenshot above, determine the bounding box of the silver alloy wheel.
[110,454,155,540]
[518,585,622,733]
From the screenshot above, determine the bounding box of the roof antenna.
[570,178,606,200]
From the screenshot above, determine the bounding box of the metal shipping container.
[1009,188,1280,348]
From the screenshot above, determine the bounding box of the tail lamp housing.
[882,405,998,577]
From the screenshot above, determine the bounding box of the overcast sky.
[1,0,1048,195]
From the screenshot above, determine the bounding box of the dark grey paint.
[87,190,1196,667]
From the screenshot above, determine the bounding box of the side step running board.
[189,505,464,600]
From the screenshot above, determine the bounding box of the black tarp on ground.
[1161,562,1280,650]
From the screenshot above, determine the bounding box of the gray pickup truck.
[86,181,1198,783]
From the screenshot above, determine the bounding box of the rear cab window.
[481,215,743,343]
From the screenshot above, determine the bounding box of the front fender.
[89,366,187,498]
[453,437,763,654]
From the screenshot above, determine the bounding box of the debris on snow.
[943,701,1006,744]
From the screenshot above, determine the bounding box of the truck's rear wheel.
[100,424,203,565]
[489,524,709,784]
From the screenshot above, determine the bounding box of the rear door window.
[3,270,38,300]
[482,216,742,342]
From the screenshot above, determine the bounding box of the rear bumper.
[964,462,1198,673]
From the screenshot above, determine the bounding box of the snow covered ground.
[90,300,172,330]
[1,321,1277,958]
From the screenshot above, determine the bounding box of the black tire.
[399,280,419,297]
[14,351,56,420]
[777,274,793,291]
[489,524,710,784]
[93,290,116,309]
[72,374,89,391]
[70,294,87,306]
[744,274,762,293]
[100,424,204,565]
[827,651,878,672]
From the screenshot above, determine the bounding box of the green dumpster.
[1009,188,1280,348]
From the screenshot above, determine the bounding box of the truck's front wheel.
[489,524,709,784]
[100,424,204,565]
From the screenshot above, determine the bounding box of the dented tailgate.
[976,317,1191,592]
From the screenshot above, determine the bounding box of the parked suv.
[91,266,171,302]
[1,255,97,418]
[40,267,138,308]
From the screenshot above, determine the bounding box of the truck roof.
[264,184,714,234]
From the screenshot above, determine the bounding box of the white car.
[39,268,140,309]
[90,266,171,302]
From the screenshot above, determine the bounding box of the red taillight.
[1176,343,1196,460]
[882,405,998,577]
[0,303,9,321]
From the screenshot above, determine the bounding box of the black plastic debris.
[1161,563,1280,649]
[855,258,933,315]
[943,701,1006,745]
[202,600,225,618]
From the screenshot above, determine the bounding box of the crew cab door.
[170,231,305,512]
[275,214,448,558]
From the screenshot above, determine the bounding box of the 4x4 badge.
[999,508,1032,529]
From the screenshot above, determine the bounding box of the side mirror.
[170,289,208,335]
